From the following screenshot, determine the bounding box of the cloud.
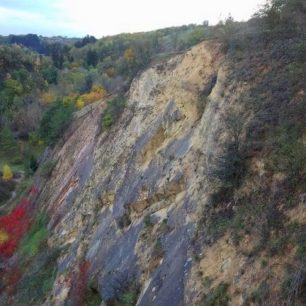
[0,0,267,37]
[0,6,81,36]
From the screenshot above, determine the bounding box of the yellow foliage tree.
[92,85,107,96]
[76,97,85,109]
[78,85,108,106]
[41,90,56,105]
[124,48,136,65]
[63,95,75,107]
[0,229,9,244]
[2,164,13,181]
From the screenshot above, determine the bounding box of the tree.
[77,85,108,106]
[9,34,46,54]
[41,65,58,84]
[4,79,23,97]
[41,90,56,105]
[217,16,237,49]
[48,43,64,69]
[102,113,113,128]
[39,99,75,145]
[256,0,306,34]
[2,164,13,181]
[76,97,85,109]
[102,96,125,129]
[210,110,246,188]
[74,35,97,48]
[0,126,17,152]
[86,49,98,67]
[124,48,136,65]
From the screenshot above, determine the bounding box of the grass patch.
[19,212,48,257]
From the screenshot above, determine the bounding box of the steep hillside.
[0,1,305,305]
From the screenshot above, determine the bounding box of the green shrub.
[85,282,102,306]
[41,65,58,85]
[250,281,270,304]
[40,159,57,178]
[282,264,306,305]
[152,237,164,259]
[143,215,153,229]
[297,232,306,263]
[102,96,125,129]
[0,180,14,204]
[119,291,138,306]
[17,177,33,194]
[16,247,60,305]
[117,285,140,306]
[207,213,233,240]
[210,109,246,189]
[212,142,245,188]
[202,282,230,306]
[102,113,113,128]
[39,99,75,145]
[24,153,38,175]
[203,276,213,288]
[177,26,208,49]
[256,0,306,35]
[0,125,17,153]
[267,124,306,185]
[216,16,238,50]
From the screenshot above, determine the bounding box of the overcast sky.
[0,0,267,38]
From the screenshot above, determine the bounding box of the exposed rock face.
[27,41,259,305]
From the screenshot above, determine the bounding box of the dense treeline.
[0,0,304,204]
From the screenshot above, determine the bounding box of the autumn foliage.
[3,267,22,297]
[41,90,56,105]
[76,96,85,109]
[0,197,32,257]
[2,164,13,181]
[76,85,108,109]
[124,47,136,64]
[68,260,91,306]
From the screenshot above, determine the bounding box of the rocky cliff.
[1,36,306,306]
[41,41,227,305]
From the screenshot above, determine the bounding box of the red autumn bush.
[68,260,91,306]
[0,198,32,257]
[3,266,22,297]
[30,186,39,195]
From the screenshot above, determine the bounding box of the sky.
[0,0,267,38]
